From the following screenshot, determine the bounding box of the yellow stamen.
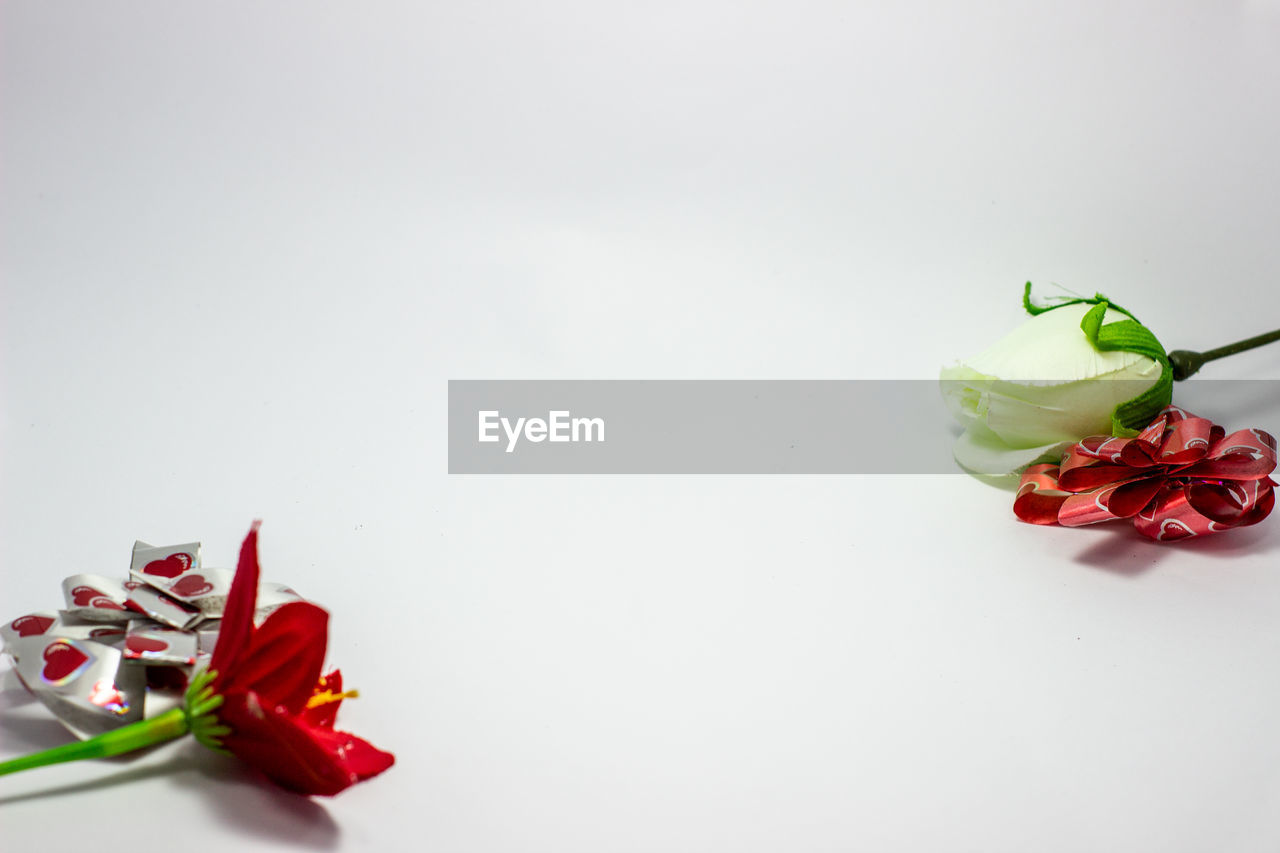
[306,688,360,709]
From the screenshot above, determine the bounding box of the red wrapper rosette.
[1014,406,1277,541]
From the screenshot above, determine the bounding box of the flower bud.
[940,289,1171,476]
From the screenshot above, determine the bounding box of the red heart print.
[71,586,103,607]
[1159,519,1196,541]
[126,636,169,654]
[142,553,192,578]
[11,615,55,637]
[170,574,214,598]
[42,642,89,682]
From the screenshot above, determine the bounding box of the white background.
[3,2,1280,851]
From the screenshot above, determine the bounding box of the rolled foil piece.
[2,611,61,652]
[130,541,201,578]
[124,584,202,631]
[61,575,133,621]
[123,621,199,666]
[2,612,127,658]
[139,567,235,615]
[255,582,305,621]
[11,636,145,739]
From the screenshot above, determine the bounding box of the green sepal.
[184,668,230,754]
[1078,300,1173,435]
[1022,281,1139,321]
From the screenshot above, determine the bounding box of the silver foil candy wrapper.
[2,538,308,741]
[2,612,126,656]
[125,584,203,631]
[123,621,199,667]
[130,541,201,579]
[256,582,305,620]
[61,575,133,621]
[4,613,146,740]
[130,541,233,614]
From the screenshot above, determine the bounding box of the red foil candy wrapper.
[2,537,311,741]
[1015,406,1277,540]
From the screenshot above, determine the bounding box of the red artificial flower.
[1015,406,1277,541]
[193,523,395,795]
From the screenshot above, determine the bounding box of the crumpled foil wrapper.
[2,539,305,740]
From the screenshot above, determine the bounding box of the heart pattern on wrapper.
[70,586,124,611]
[142,553,192,579]
[71,586,104,607]
[169,574,214,598]
[1159,519,1196,541]
[41,642,90,683]
[125,636,169,654]
[11,615,55,637]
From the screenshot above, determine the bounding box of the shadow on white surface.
[1071,519,1278,576]
[0,669,70,753]
[177,752,342,849]
[0,753,205,807]
[0,709,76,754]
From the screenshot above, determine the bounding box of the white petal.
[961,302,1149,384]
[951,421,1068,476]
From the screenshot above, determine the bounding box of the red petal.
[210,522,263,679]
[304,670,344,729]
[220,692,395,796]
[221,602,329,714]
[305,725,397,782]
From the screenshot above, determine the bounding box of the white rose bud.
[940,286,1172,476]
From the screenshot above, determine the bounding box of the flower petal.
[223,602,329,713]
[959,302,1153,382]
[302,724,396,783]
[219,692,393,796]
[210,522,262,679]
[304,670,344,729]
[951,420,1066,477]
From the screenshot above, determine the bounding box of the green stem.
[0,707,189,777]
[1167,327,1280,380]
